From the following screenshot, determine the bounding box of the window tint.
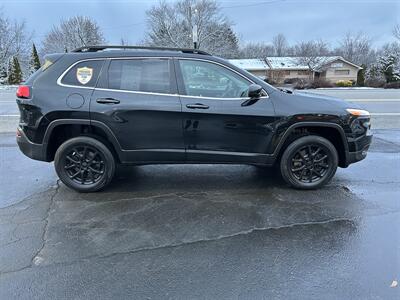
[61,60,103,87]
[179,60,251,98]
[108,59,172,94]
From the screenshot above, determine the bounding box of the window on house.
[297,70,309,75]
[334,69,350,75]
[283,70,291,75]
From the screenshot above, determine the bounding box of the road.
[0,129,399,299]
[0,87,399,131]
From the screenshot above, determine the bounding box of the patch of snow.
[266,57,309,70]
[229,59,269,71]
[0,85,18,91]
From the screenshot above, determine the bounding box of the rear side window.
[108,59,172,94]
[61,60,104,87]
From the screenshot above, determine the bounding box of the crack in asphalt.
[0,216,354,277]
[30,179,60,267]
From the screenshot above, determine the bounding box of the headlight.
[346,109,370,117]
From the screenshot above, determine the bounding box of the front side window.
[61,60,104,87]
[108,58,172,94]
[179,60,251,98]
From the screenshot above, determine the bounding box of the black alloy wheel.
[55,136,115,192]
[64,145,105,185]
[280,135,338,189]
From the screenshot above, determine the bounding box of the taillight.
[16,85,31,99]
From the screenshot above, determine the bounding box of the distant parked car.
[16,46,372,192]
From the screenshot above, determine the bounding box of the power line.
[221,0,286,9]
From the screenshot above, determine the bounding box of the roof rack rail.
[71,45,211,55]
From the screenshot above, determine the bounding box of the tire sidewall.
[280,135,338,189]
[54,137,115,192]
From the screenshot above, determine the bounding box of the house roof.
[228,59,269,71]
[265,57,309,70]
[229,56,362,71]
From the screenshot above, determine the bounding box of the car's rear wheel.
[280,135,338,189]
[54,137,115,192]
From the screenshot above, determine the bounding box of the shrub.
[384,81,400,89]
[308,78,334,89]
[264,78,277,85]
[335,80,353,87]
[365,78,386,88]
[293,79,309,89]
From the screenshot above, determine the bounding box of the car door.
[90,57,184,162]
[175,58,276,164]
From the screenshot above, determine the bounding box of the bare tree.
[145,0,239,58]
[393,24,400,42]
[41,16,105,54]
[0,10,31,81]
[239,42,274,58]
[336,32,375,67]
[292,40,330,77]
[272,33,288,56]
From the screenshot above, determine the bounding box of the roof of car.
[67,45,211,58]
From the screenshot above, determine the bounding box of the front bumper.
[16,127,48,161]
[345,134,372,166]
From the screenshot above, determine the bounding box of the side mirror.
[247,84,263,99]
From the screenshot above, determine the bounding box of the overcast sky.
[1,0,399,48]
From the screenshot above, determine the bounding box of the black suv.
[16,45,372,192]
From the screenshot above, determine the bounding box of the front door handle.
[96,98,120,104]
[186,103,209,109]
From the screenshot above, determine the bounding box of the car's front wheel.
[280,135,338,189]
[54,136,115,192]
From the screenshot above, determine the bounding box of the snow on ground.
[0,85,18,91]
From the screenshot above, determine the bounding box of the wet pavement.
[0,130,399,299]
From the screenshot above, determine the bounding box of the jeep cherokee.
[16,45,372,192]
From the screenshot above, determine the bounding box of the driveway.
[0,129,399,299]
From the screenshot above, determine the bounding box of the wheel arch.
[43,119,122,162]
[274,122,349,168]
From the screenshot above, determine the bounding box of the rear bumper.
[16,127,48,162]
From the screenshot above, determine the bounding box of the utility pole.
[192,8,198,49]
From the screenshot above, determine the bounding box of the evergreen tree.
[357,64,366,86]
[0,64,7,85]
[29,43,41,75]
[7,56,23,85]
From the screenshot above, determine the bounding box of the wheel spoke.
[312,147,321,157]
[80,170,85,184]
[308,170,313,182]
[292,165,305,172]
[314,155,327,163]
[88,169,95,183]
[66,155,79,164]
[69,170,80,179]
[65,164,77,170]
[89,167,103,174]
[312,169,322,178]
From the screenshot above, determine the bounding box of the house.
[228,59,269,79]
[229,56,362,84]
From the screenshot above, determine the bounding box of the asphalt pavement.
[0,129,399,299]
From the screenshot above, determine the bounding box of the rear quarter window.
[61,60,104,87]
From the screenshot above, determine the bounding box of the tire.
[54,136,115,192]
[280,135,338,190]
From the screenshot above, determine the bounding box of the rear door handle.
[186,103,209,109]
[96,98,120,104]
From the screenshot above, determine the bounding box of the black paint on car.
[16,45,372,192]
